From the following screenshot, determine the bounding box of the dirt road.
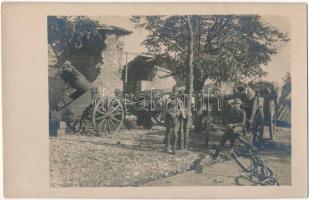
[145,127,291,186]
[49,126,291,187]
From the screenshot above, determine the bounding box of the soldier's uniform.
[213,98,246,159]
[228,84,265,147]
[163,91,187,153]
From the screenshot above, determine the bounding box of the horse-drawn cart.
[124,89,169,129]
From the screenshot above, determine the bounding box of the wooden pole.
[125,53,128,84]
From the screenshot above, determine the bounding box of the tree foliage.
[48,16,106,81]
[131,15,289,91]
[48,16,106,57]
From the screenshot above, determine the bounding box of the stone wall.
[93,35,124,97]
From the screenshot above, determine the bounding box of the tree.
[131,15,289,92]
[131,15,289,146]
[184,16,194,149]
[48,16,106,81]
[132,15,196,149]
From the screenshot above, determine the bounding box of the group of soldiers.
[163,84,265,157]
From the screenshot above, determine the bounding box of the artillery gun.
[226,83,277,142]
[193,82,278,148]
[55,61,124,135]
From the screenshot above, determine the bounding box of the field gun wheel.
[92,97,124,135]
[249,109,265,149]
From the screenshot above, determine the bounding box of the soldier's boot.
[179,140,184,150]
[212,136,229,160]
[183,131,189,150]
[212,149,220,160]
[258,131,264,147]
[184,142,189,150]
[179,127,184,150]
[177,131,183,150]
[252,134,260,150]
[213,144,224,160]
[172,131,178,154]
[172,142,177,154]
[166,134,172,153]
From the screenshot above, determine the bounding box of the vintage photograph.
[48,15,291,187]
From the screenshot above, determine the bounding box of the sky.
[92,15,291,86]
[261,16,290,86]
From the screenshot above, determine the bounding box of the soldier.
[233,84,265,147]
[163,86,187,153]
[213,98,246,159]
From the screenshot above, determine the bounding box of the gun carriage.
[248,82,278,140]
[57,61,124,135]
[194,83,277,147]
[233,83,278,140]
[57,61,168,135]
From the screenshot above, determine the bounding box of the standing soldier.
[213,98,246,159]
[163,86,187,153]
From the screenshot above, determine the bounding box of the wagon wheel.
[251,111,264,149]
[268,100,276,140]
[92,97,124,135]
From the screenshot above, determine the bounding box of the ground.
[49,124,291,187]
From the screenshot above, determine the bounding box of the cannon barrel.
[59,61,93,95]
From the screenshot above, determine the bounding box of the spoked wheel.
[251,110,265,149]
[268,100,276,140]
[92,97,124,135]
